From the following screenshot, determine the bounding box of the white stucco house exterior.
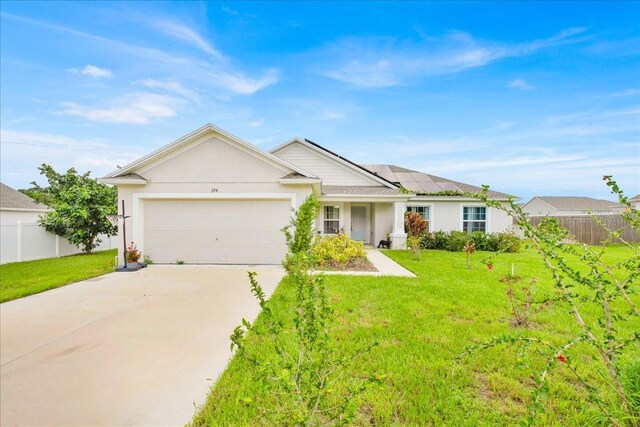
[101,124,515,265]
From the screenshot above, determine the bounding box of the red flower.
[557,354,567,363]
[487,264,494,270]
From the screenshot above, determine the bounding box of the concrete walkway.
[319,249,416,277]
[0,265,284,427]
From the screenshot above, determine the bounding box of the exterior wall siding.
[274,142,381,186]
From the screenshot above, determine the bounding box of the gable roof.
[629,194,640,202]
[361,164,515,199]
[103,123,316,179]
[0,183,48,211]
[529,196,621,211]
[271,138,399,189]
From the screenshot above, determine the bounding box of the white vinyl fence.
[1,221,118,264]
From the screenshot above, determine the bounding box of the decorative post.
[121,200,127,269]
[107,200,142,272]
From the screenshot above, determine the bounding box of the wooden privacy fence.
[526,214,640,245]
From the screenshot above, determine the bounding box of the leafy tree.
[23,164,117,253]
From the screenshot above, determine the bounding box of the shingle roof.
[0,183,48,210]
[534,196,622,211]
[360,164,515,199]
[321,185,403,196]
[629,194,640,202]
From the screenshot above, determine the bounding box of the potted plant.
[126,241,142,266]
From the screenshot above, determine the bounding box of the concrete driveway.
[0,265,284,426]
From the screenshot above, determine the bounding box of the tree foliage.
[24,164,117,253]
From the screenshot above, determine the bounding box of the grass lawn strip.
[0,249,117,303]
[191,246,639,426]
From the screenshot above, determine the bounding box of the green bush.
[487,231,522,253]
[421,230,448,250]
[420,230,522,253]
[470,231,490,251]
[312,233,367,268]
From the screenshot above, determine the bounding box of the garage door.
[143,199,291,264]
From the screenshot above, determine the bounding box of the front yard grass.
[0,249,117,303]
[192,246,639,426]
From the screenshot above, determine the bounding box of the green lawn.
[0,249,117,303]
[191,246,639,426]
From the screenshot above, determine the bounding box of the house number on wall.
[211,188,219,193]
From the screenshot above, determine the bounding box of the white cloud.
[222,5,239,16]
[507,78,535,90]
[608,88,640,98]
[320,28,587,88]
[149,19,225,60]
[387,107,639,200]
[59,93,182,124]
[210,68,279,95]
[67,64,113,78]
[136,79,200,102]
[0,129,144,185]
[3,12,277,96]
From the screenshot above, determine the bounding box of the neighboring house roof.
[103,123,317,180]
[629,194,640,202]
[361,164,515,199]
[527,196,622,211]
[322,185,404,196]
[0,182,48,211]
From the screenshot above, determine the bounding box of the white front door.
[351,206,367,242]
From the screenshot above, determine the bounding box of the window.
[406,205,431,230]
[323,206,340,234]
[463,206,486,232]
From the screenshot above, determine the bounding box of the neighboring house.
[1,182,48,263]
[101,124,516,265]
[0,182,49,225]
[522,196,622,216]
[630,194,640,210]
[0,182,116,264]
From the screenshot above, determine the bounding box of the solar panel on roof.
[416,182,443,193]
[438,182,460,190]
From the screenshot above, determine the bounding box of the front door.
[351,206,367,242]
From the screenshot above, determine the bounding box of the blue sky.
[1,1,639,201]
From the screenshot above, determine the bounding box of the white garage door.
[143,199,291,264]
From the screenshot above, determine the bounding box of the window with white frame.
[323,205,340,234]
[462,206,487,232]
[406,205,431,230]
